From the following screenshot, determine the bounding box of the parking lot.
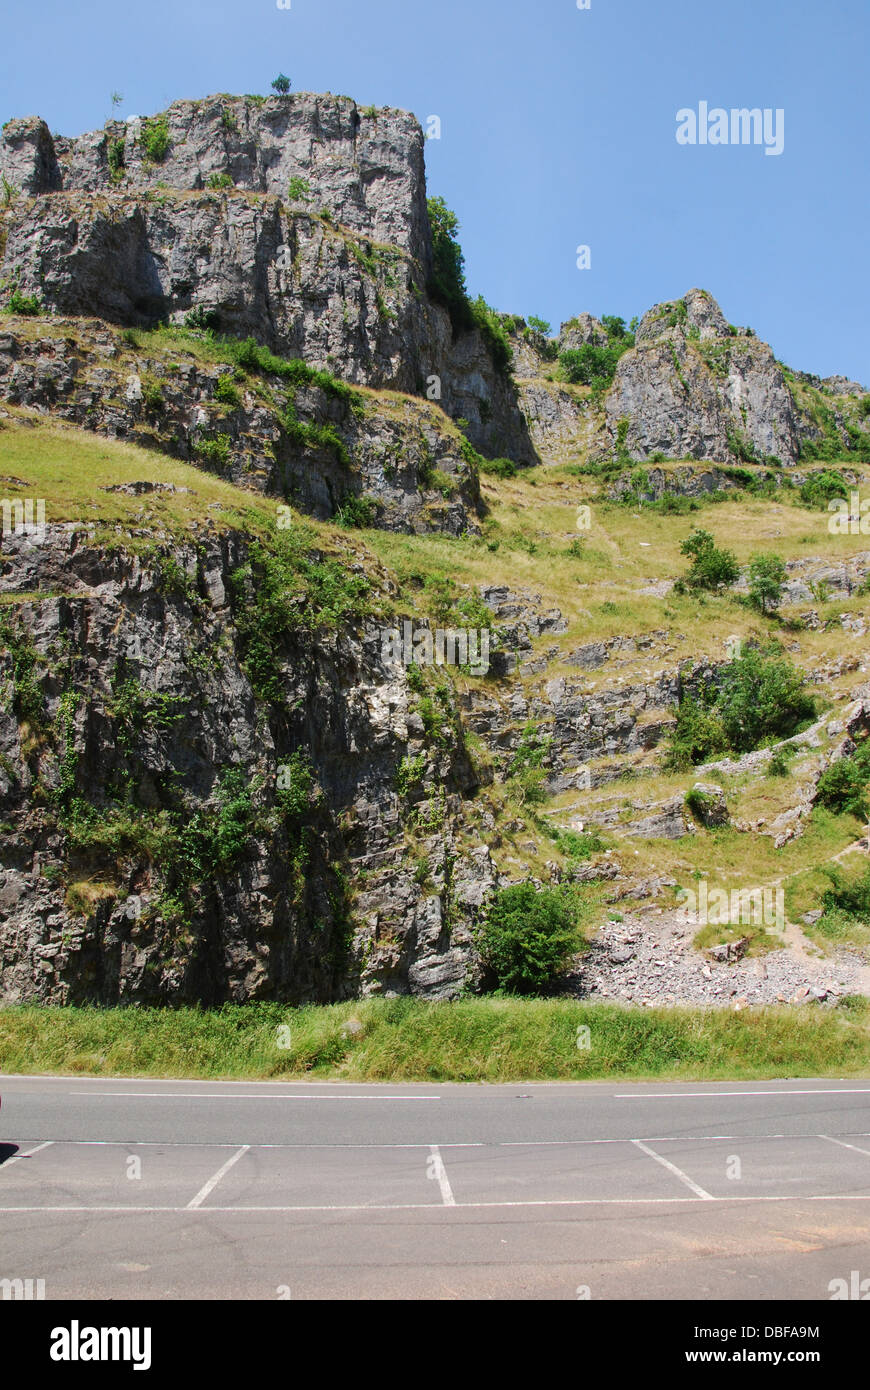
[2,1076,870,1298]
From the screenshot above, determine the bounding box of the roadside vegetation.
[0,999,867,1082]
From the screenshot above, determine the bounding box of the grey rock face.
[0,96,537,466]
[636,287,730,344]
[559,313,608,350]
[0,528,495,1005]
[0,117,62,195]
[4,96,429,258]
[605,292,803,465]
[0,320,481,535]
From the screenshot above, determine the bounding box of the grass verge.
[0,998,868,1083]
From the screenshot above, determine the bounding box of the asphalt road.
[2,1075,870,1300]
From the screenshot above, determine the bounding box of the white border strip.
[3,1194,870,1214]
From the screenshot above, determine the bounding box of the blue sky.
[3,0,867,384]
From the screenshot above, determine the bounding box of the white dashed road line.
[616,1089,870,1099]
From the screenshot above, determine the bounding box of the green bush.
[685,787,716,821]
[469,296,513,375]
[335,494,376,529]
[7,287,41,316]
[0,618,45,726]
[666,644,816,768]
[559,343,622,389]
[395,754,427,797]
[288,176,311,201]
[107,137,126,182]
[195,433,233,467]
[477,456,517,479]
[559,318,635,391]
[799,470,849,509]
[821,866,870,919]
[747,553,787,614]
[207,173,234,190]
[219,335,357,408]
[228,530,371,702]
[816,740,870,820]
[140,115,171,163]
[184,307,221,332]
[142,381,165,412]
[108,673,187,752]
[283,402,350,467]
[678,528,739,592]
[552,828,607,861]
[474,882,588,994]
[427,195,469,329]
[425,198,513,375]
[214,375,242,408]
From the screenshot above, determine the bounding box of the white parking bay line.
[632,1140,714,1200]
[1,1140,54,1169]
[821,1135,870,1159]
[186,1145,250,1210]
[428,1145,455,1207]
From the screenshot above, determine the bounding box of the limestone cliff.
[1,91,869,1009]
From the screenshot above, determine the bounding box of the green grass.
[0,421,277,542]
[1,999,868,1082]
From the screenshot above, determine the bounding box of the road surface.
[2,1075,870,1299]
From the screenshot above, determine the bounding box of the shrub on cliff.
[474,882,588,995]
[426,197,513,374]
[558,316,635,390]
[816,740,870,821]
[675,528,739,593]
[747,553,787,614]
[665,644,817,768]
[427,195,468,327]
[139,115,170,163]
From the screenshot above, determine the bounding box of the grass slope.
[0,999,868,1082]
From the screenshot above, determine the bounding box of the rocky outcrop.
[0,525,496,1005]
[604,289,804,465]
[0,96,537,465]
[0,319,481,534]
[3,97,430,256]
